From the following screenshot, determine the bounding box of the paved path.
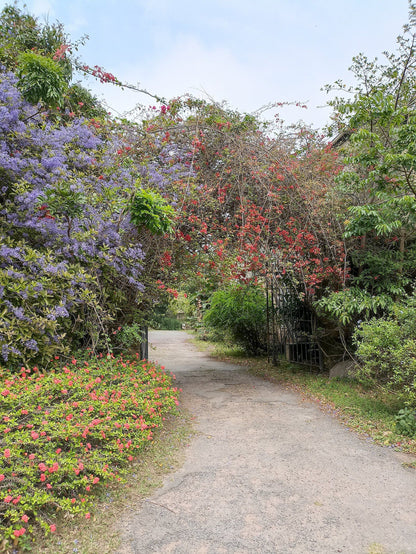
[118,331,416,554]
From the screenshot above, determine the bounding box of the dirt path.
[117,331,416,554]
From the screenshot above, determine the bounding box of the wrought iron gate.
[266,270,323,369]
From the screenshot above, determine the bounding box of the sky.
[2,0,411,129]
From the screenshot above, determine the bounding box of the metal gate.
[266,270,323,369]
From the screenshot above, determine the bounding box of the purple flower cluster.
[0,68,190,366]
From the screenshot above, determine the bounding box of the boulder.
[329,359,357,379]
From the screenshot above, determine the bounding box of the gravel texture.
[118,330,416,554]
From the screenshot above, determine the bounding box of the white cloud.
[27,0,55,18]
[90,33,334,128]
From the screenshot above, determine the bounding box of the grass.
[31,408,194,554]
[191,335,246,358]
[194,337,416,462]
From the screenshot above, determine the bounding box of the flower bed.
[0,353,179,551]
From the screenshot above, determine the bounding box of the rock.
[329,359,357,378]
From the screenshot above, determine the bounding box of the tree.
[318,3,416,328]
[17,50,68,106]
[0,74,186,367]
[0,4,105,116]
[115,96,348,353]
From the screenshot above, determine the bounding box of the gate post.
[140,326,149,360]
[270,271,279,366]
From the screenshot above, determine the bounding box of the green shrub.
[204,284,267,355]
[17,51,68,107]
[153,316,182,330]
[130,187,175,235]
[354,293,416,406]
[112,323,145,351]
[395,408,416,437]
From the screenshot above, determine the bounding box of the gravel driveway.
[118,330,416,554]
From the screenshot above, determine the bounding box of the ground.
[114,331,416,554]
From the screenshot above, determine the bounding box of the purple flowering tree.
[0,69,185,367]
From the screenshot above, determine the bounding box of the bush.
[0,354,179,550]
[0,240,104,369]
[152,316,182,330]
[111,323,146,352]
[204,284,267,355]
[354,293,416,406]
[395,408,416,437]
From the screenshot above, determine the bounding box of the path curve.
[118,331,416,554]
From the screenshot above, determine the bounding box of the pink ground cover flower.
[0,354,178,547]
